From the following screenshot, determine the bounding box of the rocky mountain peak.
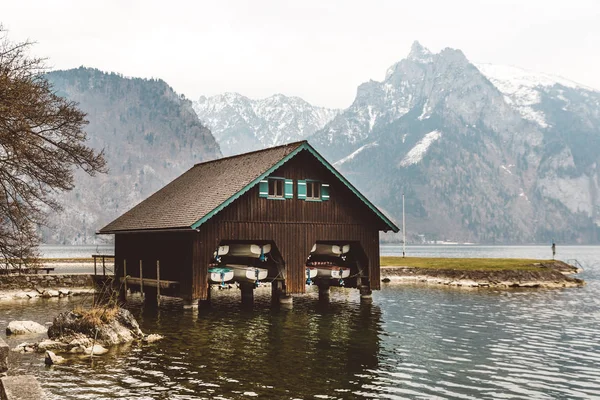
[193,93,339,156]
[407,41,433,63]
[307,41,600,244]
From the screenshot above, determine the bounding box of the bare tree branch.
[0,25,106,270]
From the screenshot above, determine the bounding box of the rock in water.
[84,344,109,355]
[144,334,164,343]
[6,321,48,335]
[45,350,65,365]
[47,308,144,347]
[37,339,69,352]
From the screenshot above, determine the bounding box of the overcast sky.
[3,0,599,109]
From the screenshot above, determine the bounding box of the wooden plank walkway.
[119,277,179,290]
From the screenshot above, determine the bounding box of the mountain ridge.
[193,92,339,156]
[307,42,600,243]
[42,67,222,244]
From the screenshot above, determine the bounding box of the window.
[268,178,284,198]
[306,181,321,200]
[298,180,329,201]
[259,178,293,199]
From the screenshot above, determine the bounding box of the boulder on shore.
[6,321,48,335]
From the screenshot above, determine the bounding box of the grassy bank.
[380,257,556,271]
[379,257,583,288]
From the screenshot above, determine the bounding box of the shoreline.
[0,258,586,297]
[380,259,585,288]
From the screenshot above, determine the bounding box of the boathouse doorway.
[304,240,369,289]
[208,240,285,289]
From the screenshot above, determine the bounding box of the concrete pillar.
[271,280,283,303]
[359,283,373,304]
[279,293,293,308]
[317,281,330,302]
[198,285,212,310]
[240,282,254,306]
[183,298,198,310]
[0,337,8,377]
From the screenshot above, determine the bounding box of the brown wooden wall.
[115,231,194,299]
[114,150,387,301]
[190,150,384,300]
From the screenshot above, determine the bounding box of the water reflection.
[4,288,383,399]
[2,246,599,399]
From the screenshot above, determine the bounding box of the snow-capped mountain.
[193,93,339,155]
[310,41,600,244]
[476,63,596,128]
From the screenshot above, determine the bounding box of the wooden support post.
[123,259,127,297]
[156,260,161,304]
[102,256,106,276]
[318,280,330,302]
[93,257,97,276]
[240,282,254,306]
[139,260,144,298]
[116,259,125,303]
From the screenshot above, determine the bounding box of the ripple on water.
[1,253,600,399]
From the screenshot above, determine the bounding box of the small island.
[380,257,584,288]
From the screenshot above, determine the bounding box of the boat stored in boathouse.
[98,140,399,307]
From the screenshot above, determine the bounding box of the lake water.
[2,245,599,399]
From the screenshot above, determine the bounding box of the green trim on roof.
[191,142,399,232]
[191,145,306,229]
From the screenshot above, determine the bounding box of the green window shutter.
[297,180,307,200]
[321,183,330,201]
[259,179,268,198]
[284,179,294,199]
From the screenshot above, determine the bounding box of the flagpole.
[402,193,406,258]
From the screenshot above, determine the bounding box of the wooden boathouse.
[99,141,398,307]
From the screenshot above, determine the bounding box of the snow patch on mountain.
[476,63,597,128]
[418,100,432,120]
[399,130,441,167]
[334,142,379,167]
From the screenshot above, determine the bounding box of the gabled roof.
[99,141,399,234]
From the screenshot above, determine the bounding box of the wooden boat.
[214,244,272,260]
[208,267,234,286]
[314,265,351,280]
[229,265,268,283]
[310,243,350,256]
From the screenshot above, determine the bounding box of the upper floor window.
[306,181,321,200]
[298,180,329,201]
[259,177,293,199]
[268,178,284,198]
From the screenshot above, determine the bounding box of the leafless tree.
[0,26,106,270]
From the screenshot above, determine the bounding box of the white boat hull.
[306,267,317,279]
[209,269,234,284]
[310,243,351,256]
[214,244,272,258]
[230,265,268,283]
[316,267,350,279]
